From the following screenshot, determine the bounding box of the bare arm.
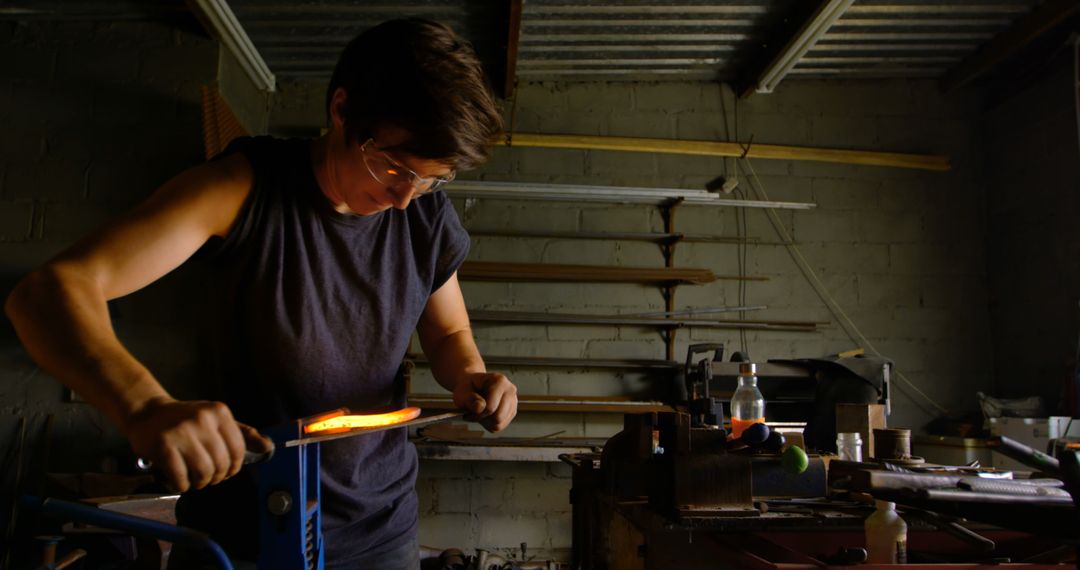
[4,153,268,491]
[416,273,517,432]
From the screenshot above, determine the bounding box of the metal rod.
[627,305,767,317]
[21,496,234,570]
[448,180,818,208]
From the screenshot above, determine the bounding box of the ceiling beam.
[940,0,1080,93]
[187,0,276,92]
[740,0,856,97]
[502,0,524,99]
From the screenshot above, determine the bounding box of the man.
[5,18,516,569]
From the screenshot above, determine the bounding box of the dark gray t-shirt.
[176,136,469,564]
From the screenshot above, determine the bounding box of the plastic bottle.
[865,501,907,564]
[730,362,765,439]
[836,432,863,462]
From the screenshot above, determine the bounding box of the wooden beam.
[499,132,950,171]
[941,0,1080,93]
[502,0,524,99]
[410,394,675,414]
[467,309,823,333]
[739,0,855,97]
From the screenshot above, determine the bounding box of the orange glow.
[303,407,422,434]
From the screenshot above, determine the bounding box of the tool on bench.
[986,435,1061,475]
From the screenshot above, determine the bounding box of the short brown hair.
[326,18,503,170]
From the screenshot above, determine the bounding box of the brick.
[472,324,546,343]
[801,243,891,275]
[476,512,541,551]
[655,154,728,180]
[137,45,216,85]
[740,113,812,146]
[856,274,922,308]
[583,338,664,360]
[608,110,675,139]
[1,46,56,82]
[670,205,733,235]
[0,200,34,242]
[541,240,619,265]
[8,81,93,128]
[415,478,435,514]
[418,513,475,550]
[672,281,729,309]
[673,111,726,141]
[514,82,567,114]
[529,109,607,136]
[506,283,585,310]
[469,238,542,262]
[547,324,618,342]
[510,477,571,513]
[587,150,658,179]
[792,210,855,243]
[56,46,140,84]
[460,282,513,307]
[672,241,738,269]
[854,211,923,244]
[549,370,628,396]
[418,459,471,479]
[634,83,703,112]
[579,204,652,232]
[472,461,550,481]
[810,178,879,211]
[5,158,89,201]
[433,478,472,514]
[514,149,586,178]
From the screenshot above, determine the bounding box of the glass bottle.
[730,362,765,438]
[837,432,863,462]
[865,501,908,564]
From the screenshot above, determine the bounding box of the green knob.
[782,445,809,475]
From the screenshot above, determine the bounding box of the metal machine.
[23,408,459,570]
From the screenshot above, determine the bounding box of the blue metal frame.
[257,420,324,570]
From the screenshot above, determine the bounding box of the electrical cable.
[736,158,950,417]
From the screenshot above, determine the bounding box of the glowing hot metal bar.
[303,407,422,434]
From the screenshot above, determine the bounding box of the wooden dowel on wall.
[497,132,950,172]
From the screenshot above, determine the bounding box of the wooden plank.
[415,442,595,462]
[499,132,950,172]
[467,309,822,332]
[941,0,1080,92]
[410,394,675,413]
[459,260,766,284]
[407,354,679,370]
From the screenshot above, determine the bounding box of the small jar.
[837,432,863,462]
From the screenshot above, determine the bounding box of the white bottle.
[836,432,863,462]
[865,501,907,564]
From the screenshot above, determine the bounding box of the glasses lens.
[362,140,451,195]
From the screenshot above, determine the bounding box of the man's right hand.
[124,397,272,492]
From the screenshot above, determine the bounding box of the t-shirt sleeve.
[430,194,470,294]
[201,136,274,259]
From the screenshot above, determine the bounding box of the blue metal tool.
[250,411,461,570]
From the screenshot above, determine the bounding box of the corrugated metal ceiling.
[227,0,1046,85]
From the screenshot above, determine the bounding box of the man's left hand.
[452,372,517,432]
